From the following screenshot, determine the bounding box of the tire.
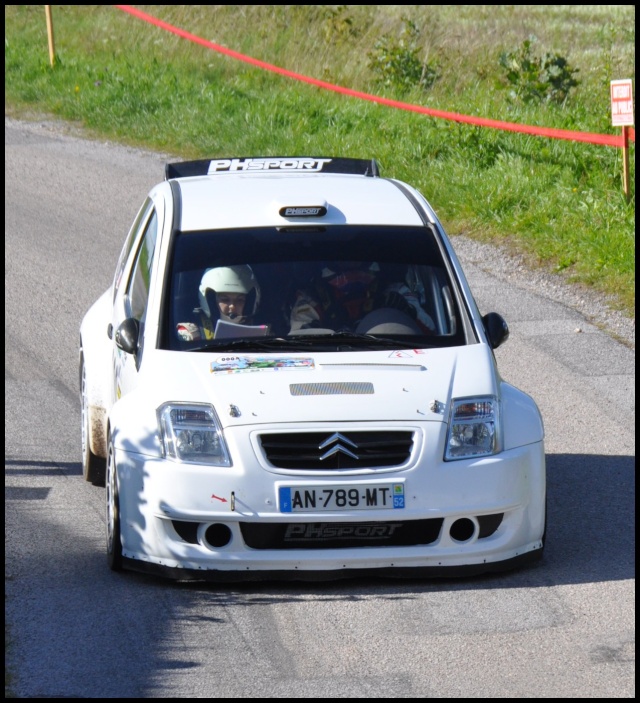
[80,353,106,486]
[106,440,123,572]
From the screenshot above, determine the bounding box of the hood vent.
[290,382,374,396]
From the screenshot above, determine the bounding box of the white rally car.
[80,156,546,581]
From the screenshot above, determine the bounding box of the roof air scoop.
[278,202,328,218]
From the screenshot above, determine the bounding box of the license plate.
[279,483,405,513]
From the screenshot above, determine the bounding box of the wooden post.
[45,5,56,67]
[622,126,630,204]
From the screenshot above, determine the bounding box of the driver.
[289,262,435,333]
[289,262,380,331]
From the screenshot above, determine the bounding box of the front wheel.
[80,353,106,486]
[106,441,123,572]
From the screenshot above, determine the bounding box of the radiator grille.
[259,431,414,470]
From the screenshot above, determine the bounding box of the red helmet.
[321,262,379,321]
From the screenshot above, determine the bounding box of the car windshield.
[161,225,471,351]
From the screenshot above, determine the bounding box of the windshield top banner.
[165,157,379,180]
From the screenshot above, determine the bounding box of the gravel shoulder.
[452,235,635,351]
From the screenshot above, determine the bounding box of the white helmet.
[199,265,260,322]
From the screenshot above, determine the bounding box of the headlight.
[445,397,500,460]
[157,403,231,466]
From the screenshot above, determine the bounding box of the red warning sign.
[610,79,634,126]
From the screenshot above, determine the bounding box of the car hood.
[139,345,499,427]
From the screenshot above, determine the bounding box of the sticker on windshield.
[210,356,315,374]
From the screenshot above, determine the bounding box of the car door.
[112,198,160,403]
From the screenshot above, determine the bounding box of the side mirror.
[482,312,509,350]
[114,318,140,355]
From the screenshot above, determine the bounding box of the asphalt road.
[5,117,635,698]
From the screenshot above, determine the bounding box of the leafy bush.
[367,18,439,93]
[499,37,580,105]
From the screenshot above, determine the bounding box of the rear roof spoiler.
[165,157,380,180]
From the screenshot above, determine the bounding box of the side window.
[419,265,458,335]
[126,210,158,323]
[113,198,154,303]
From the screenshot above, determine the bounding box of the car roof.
[165,157,429,231]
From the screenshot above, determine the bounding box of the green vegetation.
[368,17,440,92]
[4,5,635,316]
[498,37,580,105]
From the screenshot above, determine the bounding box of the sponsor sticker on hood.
[210,356,315,374]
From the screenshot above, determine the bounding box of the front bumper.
[113,426,546,580]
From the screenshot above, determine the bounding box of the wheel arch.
[80,289,113,459]
[501,381,545,450]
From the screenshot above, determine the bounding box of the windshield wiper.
[190,337,313,352]
[317,331,410,349]
[282,331,417,350]
[190,331,422,352]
